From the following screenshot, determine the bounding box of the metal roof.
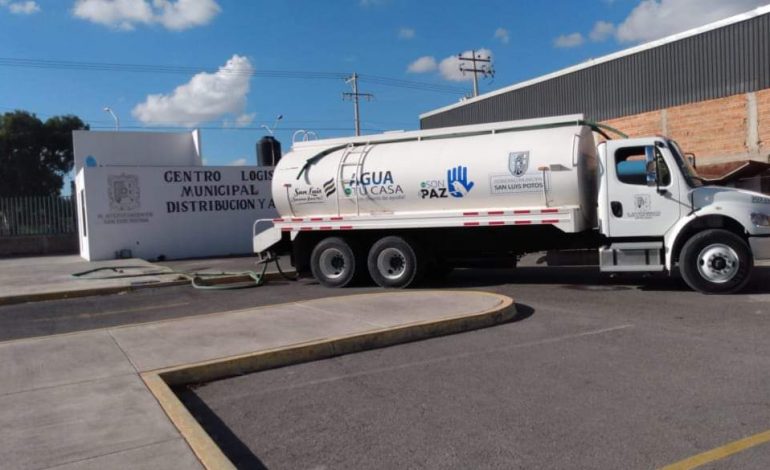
[420,5,770,128]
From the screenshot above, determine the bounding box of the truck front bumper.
[750,236,770,260]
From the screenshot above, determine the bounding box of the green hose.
[190,262,268,290]
[71,255,292,290]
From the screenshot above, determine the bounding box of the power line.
[358,73,466,94]
[1,105,413,130]
[0,57,467,95]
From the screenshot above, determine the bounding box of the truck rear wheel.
[367,236,425,288]
[679,229,752,294]
[310,237,362,288]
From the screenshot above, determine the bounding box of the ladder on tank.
[335,143,374,217]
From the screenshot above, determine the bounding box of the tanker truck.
[252,114,770,294]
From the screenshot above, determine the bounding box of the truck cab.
[598,137,770,293]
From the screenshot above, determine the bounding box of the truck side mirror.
[686,152,696,169]
[645,146,658,187]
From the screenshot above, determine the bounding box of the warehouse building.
[420,6,770,189]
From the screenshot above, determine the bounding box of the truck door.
[605,142,683,238]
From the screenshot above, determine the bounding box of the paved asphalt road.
[174,267,770,470]
[1,262,768,342]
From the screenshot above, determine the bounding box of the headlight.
[751,212,770,227]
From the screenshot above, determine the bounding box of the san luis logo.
[323,178,336,197]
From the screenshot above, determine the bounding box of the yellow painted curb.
[142,373,236,470]
[661,429,770,470]
[142,291,515,470]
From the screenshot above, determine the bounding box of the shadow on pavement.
[176,388,269,470]
[511,303,535,322]
[421,266,770,294]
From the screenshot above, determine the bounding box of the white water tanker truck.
[252,114,770,294]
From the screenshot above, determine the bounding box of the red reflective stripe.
[272,218,284,222]
[463,211,479,216]
[541,209,559,213]
[543,219,559,224]
[340,225,353,230]
[300,227,312,231]
[330,217,343,221]
[310,217,323,221]
[281,228,292,232]
[487,211,504,215]
[489,221,505,226]
[464,222,480,226]
[514,210,531,214]
[320,226,333,230]
[291,218,303,222]
[515,220,532,225]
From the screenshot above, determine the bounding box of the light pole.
[260,114,283,135]
[103,107,120,131]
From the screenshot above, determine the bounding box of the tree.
[0,110,89,197]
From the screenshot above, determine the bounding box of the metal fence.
[0,196,77,236]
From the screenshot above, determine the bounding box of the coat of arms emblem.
[509,151,530,177]
[108,174,140,211]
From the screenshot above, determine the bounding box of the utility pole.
[343,73,373,136]
[457,50,495,97]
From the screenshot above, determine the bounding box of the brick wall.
[757,88,770,156]
[601,91,770,166]
[602,110,661,140]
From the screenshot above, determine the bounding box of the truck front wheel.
[679,229,753,294]
[310,237,362,288]
[367,236,425,288]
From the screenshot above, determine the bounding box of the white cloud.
[398,27,415,39]
[228,158,247,166]
[554,32,585,48]
[154,0,221,30]
[494,27,510,44]
[132,54,254,127]
[7,1,40,14]
[616,0,767,42]
[589,20,615,42]
[407,56,437,73]
[72,0,220,31]
[438,48,493,82]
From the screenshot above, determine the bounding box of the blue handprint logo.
[447,165,474,198]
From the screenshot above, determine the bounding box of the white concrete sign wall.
[76,166,276,260]
[72,130,202,173]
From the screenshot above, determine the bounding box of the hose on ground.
[71,254,295,290]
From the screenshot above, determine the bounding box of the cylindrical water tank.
[257,136,282,166]
[272,123,598,227]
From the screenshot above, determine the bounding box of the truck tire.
[310,237,361,288]
[367,236,425,288]
[679,229,753,294]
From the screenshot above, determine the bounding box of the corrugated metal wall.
[421,12,770,129]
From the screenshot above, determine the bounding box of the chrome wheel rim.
[697,243,739,284]
[319,248,347,280]
[377,247,407,280]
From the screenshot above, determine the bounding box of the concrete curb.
[0,271,295,307]
[140,291,515,470]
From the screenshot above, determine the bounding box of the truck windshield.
[667,140,703,188]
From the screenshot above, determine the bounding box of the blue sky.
[0,0,767,168]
